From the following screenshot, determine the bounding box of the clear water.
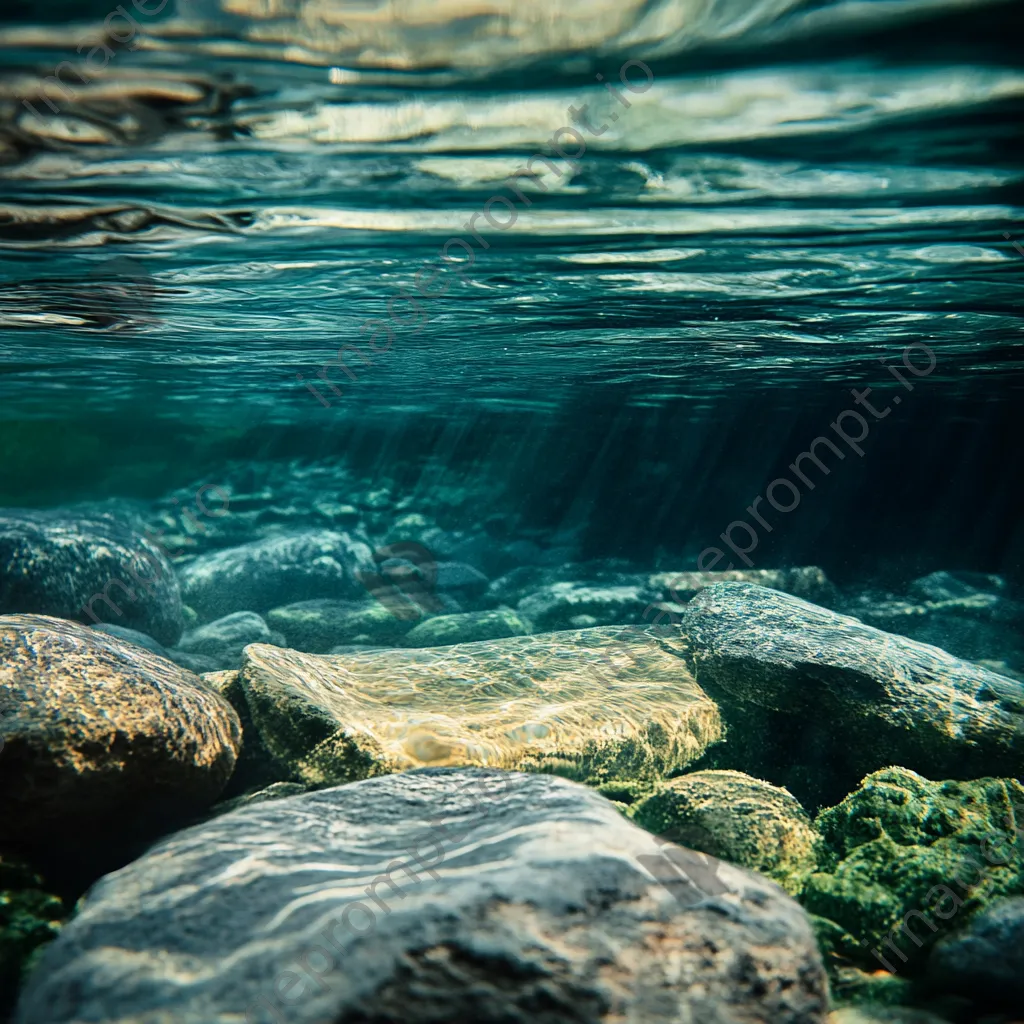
[1,0,1023,1018]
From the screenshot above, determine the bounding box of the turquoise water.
[1,0,1023,1021]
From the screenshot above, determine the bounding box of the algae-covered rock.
[402,608,530,646]
[632,770,820,895]
[266,598,412,652]
[801,767,1024,975]
[13,769,829,1024]
[234,626,722,789]
[678,582,1024,807]
[0,614,242,867]
[0,857,63,1021]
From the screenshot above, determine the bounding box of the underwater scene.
[1,0,1023,1021]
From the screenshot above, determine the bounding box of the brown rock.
[0,614,241,867]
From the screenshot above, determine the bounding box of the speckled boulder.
[802,767,1024,975]
[677,582,1024,806]
[232,626,722,790]
[178,530,375,621]
[632,770,820,895]
[13,769,830,1024]
[0,614,241,858]
[0,509,184,645]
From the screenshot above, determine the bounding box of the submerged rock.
[178,530,375,621]
[266,598,413,652]
[233,626,722,789]
[802,767,1024,975]
[0,614,241,867]
[0,509,184,645]
[907,570,1008,604]
[14,769,829,1024]
[402,608,530,646]
[927,896,1024,1008]
[632,770,820,896]
[516,580,655,632]
[174,610,285,668]
[89,622,169,656]
[678,582,1024,805]
[849,578,1024,668]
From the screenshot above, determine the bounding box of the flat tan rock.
[235,626,722,789]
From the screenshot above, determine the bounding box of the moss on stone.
[1,856,64,1018]
[631,769,820,895]
[802,767,1024,975]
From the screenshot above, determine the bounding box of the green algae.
[0,856,64,1019]
[802,767,1024,975]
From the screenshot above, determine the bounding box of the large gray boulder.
[178,530,375,621]
[0,509,184,646]
[14,769,829,1024]
[678,582,1024,807]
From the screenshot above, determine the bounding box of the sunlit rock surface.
[14,769,829,1024]
[0,614,241,858]
[678,582,1024,806]
[231,625,722,788]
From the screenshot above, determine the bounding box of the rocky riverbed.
[1,466,1023,1023]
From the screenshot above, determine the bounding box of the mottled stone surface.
[0,509,184,645]
[632,770,820,895]
[402,608,530,647]
[15,770,829,1024]
[678,583,1024,804]
[266,598,413,652]
[235,626,722,789]
[179,530,375,621]
[803,767,1024,974]
[927,896,1024,1007]
[0,614,241,854]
